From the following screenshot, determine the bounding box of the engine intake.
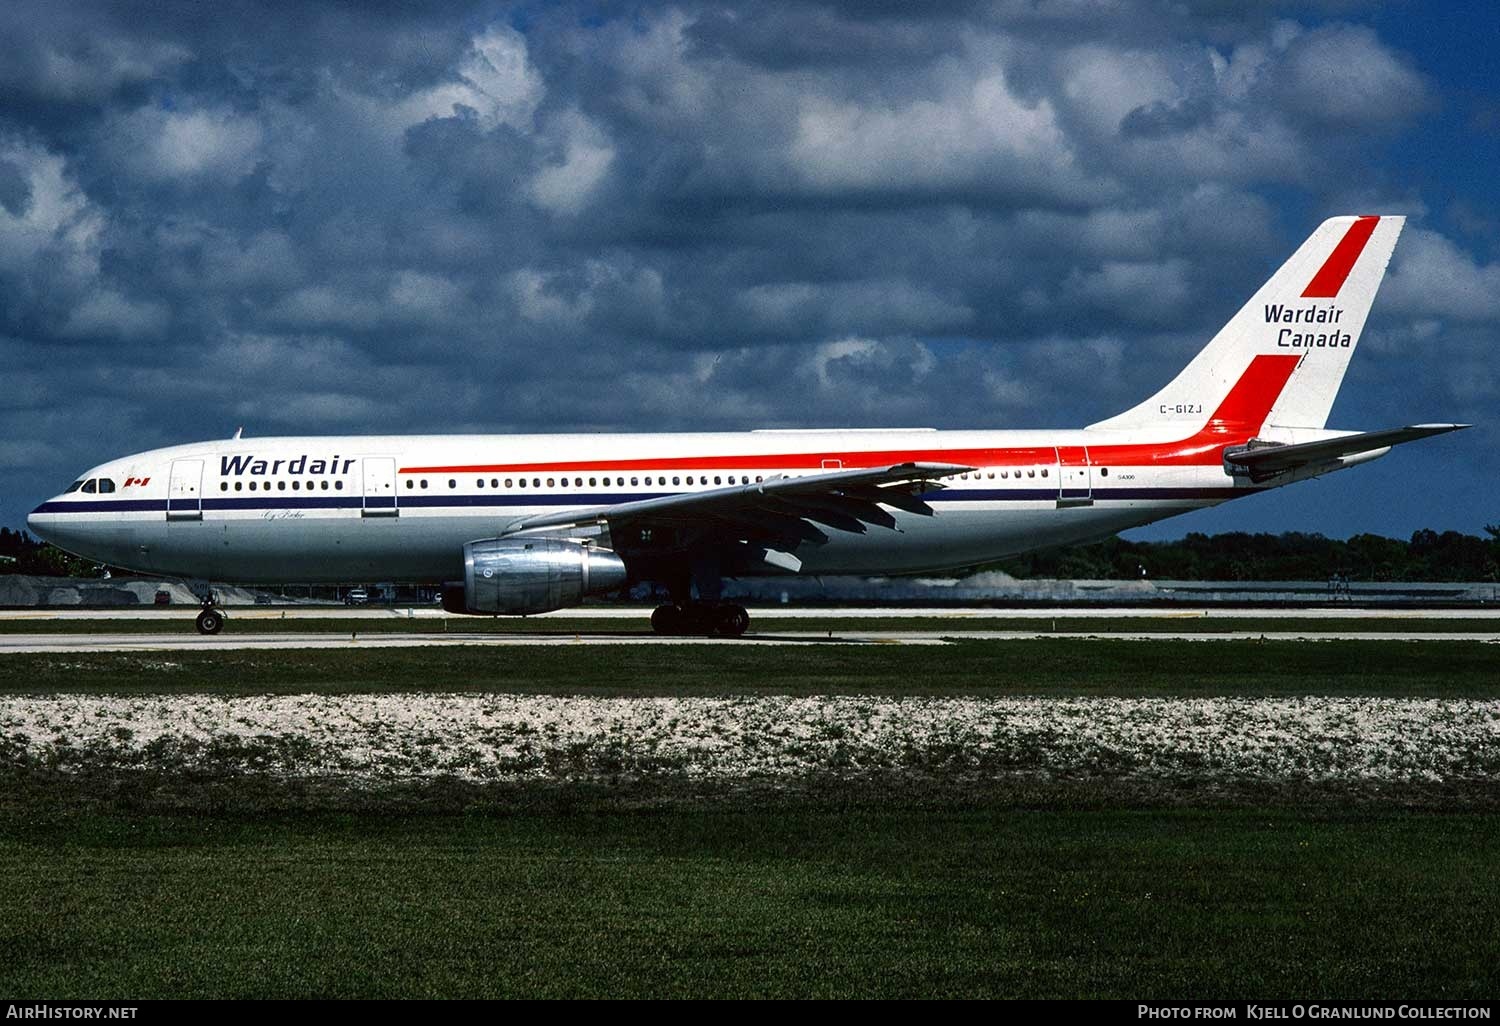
[442,537,628,615]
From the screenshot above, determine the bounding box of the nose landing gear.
[183,583,225,635]
[194,606,225,635]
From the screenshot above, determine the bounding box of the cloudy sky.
[2,0,1495,540]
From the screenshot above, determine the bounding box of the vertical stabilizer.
[1087,215,1404,434]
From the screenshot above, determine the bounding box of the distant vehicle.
[254,594,274,605]
[27,216,1470,638]
[154,589,171,605]
[345,587,370,605]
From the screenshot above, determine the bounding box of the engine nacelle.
[442,537,628,615]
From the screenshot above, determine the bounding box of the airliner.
[27,215,1467,636]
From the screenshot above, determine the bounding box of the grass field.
[1,639,1497,998]
[1,638,1495,697]
[2,806,1497,998]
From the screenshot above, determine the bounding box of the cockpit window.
[65,480,84,493]
[81,480,97,494]
[97,479,116,493]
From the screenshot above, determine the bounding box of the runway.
[4,604,1500,621]
[3,627,1498,653]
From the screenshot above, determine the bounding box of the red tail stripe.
[1301,215,1379,298]
[1201,353,1300,433]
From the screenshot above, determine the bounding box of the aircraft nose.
[26,501,53,543]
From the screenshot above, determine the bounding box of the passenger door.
[362,457,398,518]
[1055,446,1093,508]
[167,459,204,521]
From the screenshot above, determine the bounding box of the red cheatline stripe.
[403,447,1053,475]
[1301,215,1379,298]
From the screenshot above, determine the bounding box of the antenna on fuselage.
[231,426,244,440]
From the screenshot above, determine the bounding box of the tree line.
[4,525,1499,582]
[997,527,1500,582]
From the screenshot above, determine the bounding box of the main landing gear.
[650,602,751,638]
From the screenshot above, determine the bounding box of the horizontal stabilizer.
[1224,424,1469,480]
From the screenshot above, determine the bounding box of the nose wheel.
[195,607,225,635]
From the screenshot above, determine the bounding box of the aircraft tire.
[195,608,224,635]
[650,603,684,635]
[713,604,750,638]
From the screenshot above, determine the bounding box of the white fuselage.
[25,425,1353,585]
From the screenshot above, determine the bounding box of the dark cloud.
[0,159,33,217]
[0,0,1493,539]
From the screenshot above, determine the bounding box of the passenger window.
[278,481,286,491]
[405,480,413,489]
[321,481,329,491]
[420,480,428,489]
[1100,467,1109,477]
[477,478,484,488]
[533,478,540,487]
[505,479,513,488]
[248,481,257,491]
[518,479,526,488]
[631,477,639,486]
[234,482,243,492]
[448,479,456,489]
[1041,468,1048,478]
[293,481,301,490]
[220,483,228,492]
[547,478,555,488]
[335,481,343,491]
[491,479,498,488]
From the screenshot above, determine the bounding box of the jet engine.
[441,537,628,615]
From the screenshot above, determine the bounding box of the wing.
[498,461,974,568]
[1224,423,1469,482]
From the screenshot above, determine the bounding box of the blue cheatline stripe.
[33,485,1262,519]
[928,488,1056,502]
[33,499,167,513]
[398,492,660,508]
[204,497,362,511]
